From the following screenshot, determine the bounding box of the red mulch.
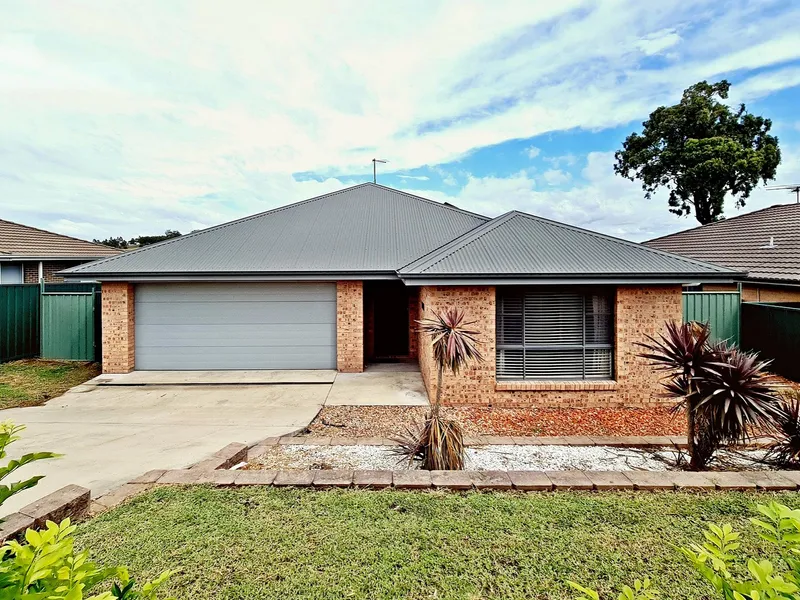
[306,405,686,438]
[448,406,685,436]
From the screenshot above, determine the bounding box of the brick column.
[336,281,364,373]
[101,282,135,374]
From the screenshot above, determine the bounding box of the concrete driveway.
[0,376,330,516]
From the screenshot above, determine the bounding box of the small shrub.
[0,422,175,599]
[0,518,175,599]
[570,501,800,600]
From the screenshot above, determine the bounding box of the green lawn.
[0,359,99,409]
[76,486,800,600]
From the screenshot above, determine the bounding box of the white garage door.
[134,282,337,370]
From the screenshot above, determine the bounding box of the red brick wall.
[101,282,135,374]
[22,261,84,283]
[336,281,364,372]
[417,285,682,408]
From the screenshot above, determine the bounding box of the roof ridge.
[646,203,800,244]
[398,212,516,273]
[367,182,489,221]
[64,183,374,272]
[0,217,121,253]
[507,210,732,273]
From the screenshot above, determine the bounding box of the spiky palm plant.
[639,321,781,470]
[765,390,800,468]
[393,307,482,470]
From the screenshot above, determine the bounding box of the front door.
[373,282,410,358]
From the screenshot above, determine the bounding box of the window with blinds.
[496,288,614,380]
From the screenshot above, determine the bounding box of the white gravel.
[247,444,772,472]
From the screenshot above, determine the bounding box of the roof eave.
[61,270,402,282]
[399,271,745,286]
[1,255,117,262]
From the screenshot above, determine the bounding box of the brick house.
[0,218,121,284]
[65,184,739,407]
[646,203,800,302]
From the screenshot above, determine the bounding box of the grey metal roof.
[398,211,738,280]
[65,183,737,283]
[645,203,800,283]
[65,183,488,276]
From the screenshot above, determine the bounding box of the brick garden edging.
[147,467,800,492]
[0,484,91,542]
[86,434,791,519]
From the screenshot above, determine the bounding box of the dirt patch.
[305,405,686,437]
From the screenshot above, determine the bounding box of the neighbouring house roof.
[0,218,121,260]
[645,203,800,284]
[64,183,738,283]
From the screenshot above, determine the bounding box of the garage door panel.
[135,283,337,370]
[137,282,335,302]
[136,301,336,324]
[136,324,336,346]
[135,347,336,370]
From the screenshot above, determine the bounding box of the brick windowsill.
[495,380,618,392]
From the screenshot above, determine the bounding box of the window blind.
[496,288,613,380]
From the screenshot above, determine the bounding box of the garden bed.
[247,443,769,472]
[306,405,685,438]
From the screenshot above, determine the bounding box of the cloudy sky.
[2,0,800,243]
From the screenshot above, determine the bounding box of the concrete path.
[325,363,428,406]
[0,381,327,516]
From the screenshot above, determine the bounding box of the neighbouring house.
[645,203,800,302]
[64,183,739,407]
[0,218,121,284]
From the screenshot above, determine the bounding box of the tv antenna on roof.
[766,184,800,204]
[371,158,388,183]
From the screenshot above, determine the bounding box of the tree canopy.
[614,80,781,224]
[94,230,181,249]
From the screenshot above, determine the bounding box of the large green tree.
[614,80,781,224]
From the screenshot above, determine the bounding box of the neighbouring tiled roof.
[645,203,800,283]
[64,183,735,282]
[398,211,734,279]
[0,219,121,259]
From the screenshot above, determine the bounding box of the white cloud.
[526,145,542,159]
[542,168,572,186]
[1,1,800,238]
[635,29,681,55]
[412,144,800,242]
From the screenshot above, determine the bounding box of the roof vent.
[760,236,777,249]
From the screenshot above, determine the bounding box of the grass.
[76,486,800,600]
[0,359,99,409]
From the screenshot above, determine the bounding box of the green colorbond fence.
[0,285,41,362]
[682,291,741,346]
[40,292,96,361]
[1,283,100,363]
[741,302,800,382]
